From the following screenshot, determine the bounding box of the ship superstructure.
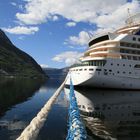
[65,13,140,89]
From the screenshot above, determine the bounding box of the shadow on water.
[0,78,45,118]
[64,87,140,140]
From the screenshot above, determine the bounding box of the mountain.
[43,67,68,79]
[0,29,46,78]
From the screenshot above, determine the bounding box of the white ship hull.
[65,59,140,89]
[65,14,140,89]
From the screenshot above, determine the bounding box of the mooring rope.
[16,80,66,140]
[66,79,87,140]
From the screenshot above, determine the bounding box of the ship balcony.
[116,26,140,34]
[120,52,140,57]
[88,40,119,51]
[81,56,107,61]
[89,51,121,58]
[120,43,140,51]
[85,44,119,56]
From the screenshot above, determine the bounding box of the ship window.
[120,42,125,46]
[96,69,101,71]
[129,65,132,67]
[133,56,137,60]
[127,56,131,60]
[137,45,140,48]
[123,71,126,74]
[117,71,120,73]
[135,30,140,35]
[133,37,136,41]
[111,63,113,65]
[89,69,94,71]
[82,105,85,109]
[88,107,93,110]
[123,64,125,66]
[122,55,127,59]
[120,49,124,53]
[134,64,140,68]
[89,35,109,47]
[109,70,112,72]
[138,51,140,54]
[132,50,136,54]
[78,105,81,108]
[129,72,132,74]
[84,69,87,71]
[131,44,135,48]
[85,60,106,66]
[125,50,129,53]
[79,69,82,71]
[117,64,119,66]
[139,38,140,41]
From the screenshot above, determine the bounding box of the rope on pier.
[16,80,66,140]
[66,79,87,140]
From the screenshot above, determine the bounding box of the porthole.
[89,69,94,71]
[133,37,136,41]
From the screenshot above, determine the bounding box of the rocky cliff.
[0,29,46,78]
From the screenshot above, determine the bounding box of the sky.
[0,0,140,68]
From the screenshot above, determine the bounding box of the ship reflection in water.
[64,87,140,140]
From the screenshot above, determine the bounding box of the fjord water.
[0,78,68,140]
[0,77,140,140]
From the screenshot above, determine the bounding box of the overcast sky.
[0,0,140,68]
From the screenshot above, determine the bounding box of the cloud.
[52,51,83,66]
[40,64,48,68]
[64,1,139,47]
[66,22,76,27]
[11,2,17,6]
[10,2,24,10]
[14,0,140,46]
[15,0,139,26]
[2,26,39,35]
[67,31,90,46]
[95,1,140,29]
[52,15,59,21]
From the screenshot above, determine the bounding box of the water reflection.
[0,78,68,140]
[0,78,44,117]
[64,87,140,140]
[0,78,45,140]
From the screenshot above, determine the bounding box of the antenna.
[127,8,131,18]
[126,8,134,26]
[87,32,93,39]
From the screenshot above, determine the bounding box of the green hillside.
[0,29,46,78]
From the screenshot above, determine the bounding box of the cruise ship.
[65,13,140,89]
